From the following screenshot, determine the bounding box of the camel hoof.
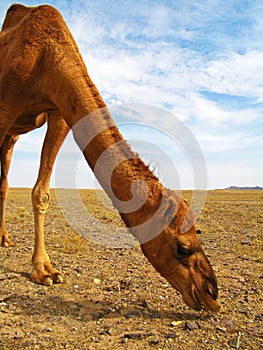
[53,273,63,284]
[43,276,53,286]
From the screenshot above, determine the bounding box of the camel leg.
[0,135,19,247]
[31,114,69,286]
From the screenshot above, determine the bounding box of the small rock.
[165,332,176,339]
[124,332,153,340]
[141,300,149,308]
[93,278,101,285]
[149,311,160,319]
[124,310,141,319]
[99,328,112,336]
[144,332,154,338]
[45,327,53,332]
[254,313,263,321]
[185,321,199,330]
[171,320,184,328]
[216,326,226,333]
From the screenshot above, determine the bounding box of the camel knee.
[32,188,50,214]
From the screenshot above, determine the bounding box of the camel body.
[0,4,220,312]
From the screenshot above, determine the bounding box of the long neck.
[52,76,164,230]
[73,108,165,230]
[54,83,169,241]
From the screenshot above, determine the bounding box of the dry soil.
[0,189,262,349]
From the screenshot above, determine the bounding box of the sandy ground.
[0,189,262,349]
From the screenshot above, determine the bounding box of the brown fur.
[0,4,220,312]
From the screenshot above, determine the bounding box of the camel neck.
[71,108,164,230]
[46,37,164,231]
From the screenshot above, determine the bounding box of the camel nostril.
[208,284,216,299]
[205,279,218,300]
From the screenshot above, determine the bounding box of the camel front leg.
[0,135,19,247]
[31,114,69,285]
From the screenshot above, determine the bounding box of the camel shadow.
[3,292,206,322]
[1,268,211,323]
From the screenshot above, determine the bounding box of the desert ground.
[0,188,262,349]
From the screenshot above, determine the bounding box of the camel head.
[139,190,220,313]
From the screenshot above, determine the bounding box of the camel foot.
[40,273,63,286]
[30,262,63,286]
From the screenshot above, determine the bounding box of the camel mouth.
[178,286,202,312]
[180,286,221,313]
[168,279,221,313]
[193,289,203,310]
[192,287,221,313]
[203,293,221,313]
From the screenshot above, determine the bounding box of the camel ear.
[161,197,178,224]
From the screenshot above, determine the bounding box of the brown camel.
[0,4,220,312]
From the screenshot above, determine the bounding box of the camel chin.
[204,296,221,313]
[169,282,220,313]
[175,278,221,313]
[181,289,221,313]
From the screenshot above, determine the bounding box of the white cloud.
[186,93,260,125]
[83,44,262,130]
[69,13,106,46]
[199,51,263,99]
[195,131,255,153]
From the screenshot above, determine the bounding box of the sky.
[0,0,262,189]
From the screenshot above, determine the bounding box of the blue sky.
[1,0,262,189]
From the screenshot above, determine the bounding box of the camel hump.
[2,4,62,31]
[2,4,34,30]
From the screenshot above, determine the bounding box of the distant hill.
[224,186,263,190]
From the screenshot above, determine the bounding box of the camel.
[0,4,220,313]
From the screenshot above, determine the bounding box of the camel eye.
[177,244,193,257]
